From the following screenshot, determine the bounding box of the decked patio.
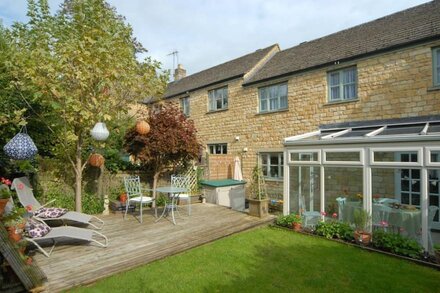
[32,203,274,292]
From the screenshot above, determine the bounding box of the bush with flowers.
[275,213,302,227]
[314,212,354,241]
[0,177,12,199]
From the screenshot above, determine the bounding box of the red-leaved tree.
[124,104,201,200]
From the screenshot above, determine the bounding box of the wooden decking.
[33,203,275,292]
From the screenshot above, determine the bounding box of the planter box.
[248,198,269,218]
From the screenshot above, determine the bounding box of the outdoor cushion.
[34,207,68,219]
[25,218,51,238]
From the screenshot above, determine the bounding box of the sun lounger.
[11,177,104,229]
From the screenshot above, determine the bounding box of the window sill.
[264,177,284,182]
[206,108,228,114]
[324,99,359,106]
[256,108,289,116]
[427,86,440,92]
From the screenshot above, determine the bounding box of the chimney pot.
[174,64,186,81]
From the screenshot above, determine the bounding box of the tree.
[124,104,201,200]
[6,0,168,211]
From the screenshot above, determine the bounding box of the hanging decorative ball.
[135,120,150,135]
[90,122,110,141]
[89,153,105,167]
[3,127,38,160]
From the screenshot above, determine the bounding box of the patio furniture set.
[7,175,191,258]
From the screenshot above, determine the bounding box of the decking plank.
[32,203,274,292]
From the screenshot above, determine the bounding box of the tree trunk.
[97,164,104,200]
[74,132,83,212]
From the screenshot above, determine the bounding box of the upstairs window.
[259,83,288,113]
[433,47,440,87]
[328,66,357,102]
[208,143,227,154]
[181,97,190,116]
[208,87,228,111]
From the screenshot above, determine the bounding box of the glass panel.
[330,72,339,86]
[431,151,440,163]
[372,167,421,242]
[325,151,360,162]
[374,151,418,163]
[379,125,424,136]
[324,167,363,226]
[270,155,279,165]
[330,87,340,100]
[289,166,321,221]
[290,152,318,162]
[261,155,268,165]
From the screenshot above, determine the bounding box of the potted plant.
[3,207,27,242]
[434,244,440,264]
[290,213,303,231]
[353,208,372,245]
[248,165,269,218]
[0,177,12,216]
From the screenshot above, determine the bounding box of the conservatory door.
[298,153,317,212]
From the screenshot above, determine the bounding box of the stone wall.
[164,41,440,197]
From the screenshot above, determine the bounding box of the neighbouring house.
[144,1,440,251]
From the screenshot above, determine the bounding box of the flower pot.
[354,230,371,246]
[248,198,269,218]
[0,198,9,216]
[292,222,302,231]
[119,193,127,204]
[7,227,22,242]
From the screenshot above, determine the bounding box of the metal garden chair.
[123,176,157,223]
[171,174,191,216]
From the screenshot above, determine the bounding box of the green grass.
[73,227,440,292]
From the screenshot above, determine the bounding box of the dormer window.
[208,86,228,111]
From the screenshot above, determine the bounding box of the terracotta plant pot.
[119,193,127,204]
[354,230,372,246]
[0,198,9,216]
[292,222,302,231]
[89,153,105,167]
[7,227,22,242]
[135,120,150,135]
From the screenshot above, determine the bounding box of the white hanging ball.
[90,122,110,141]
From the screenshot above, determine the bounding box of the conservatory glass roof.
[284,116,440,145]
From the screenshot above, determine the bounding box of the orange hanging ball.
[136,120,150,135]
[89,153,105,167]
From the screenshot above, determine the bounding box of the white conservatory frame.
[283,119,440,252]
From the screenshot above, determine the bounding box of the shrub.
[276,213,301,227]
[315,221,354,241]
[372,230,423,259]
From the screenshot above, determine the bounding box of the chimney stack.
[174,64,186,81]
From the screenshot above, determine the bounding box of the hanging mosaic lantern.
[90,122,109,141]
[135,120,150,135]
[88,153,105,167]
[3,127,38,160]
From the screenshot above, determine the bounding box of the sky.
[0,0,431,78]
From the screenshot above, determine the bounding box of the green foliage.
[275,213,302,227]
[434,243,440,252]
[372,230,423,259]
[250,165,267,200]
[82,192,104,214]
[353,209,370,232]
[6,0,168,211]
[315,221,354,241]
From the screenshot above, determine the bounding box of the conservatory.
[283,116,440,252]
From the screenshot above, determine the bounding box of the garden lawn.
[73,227,440,292]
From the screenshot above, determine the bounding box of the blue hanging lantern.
[3,126,38,160]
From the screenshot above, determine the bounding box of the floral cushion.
[25,218,51,238]
[34,207,68,219]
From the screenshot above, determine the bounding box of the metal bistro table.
[155,186,187,225]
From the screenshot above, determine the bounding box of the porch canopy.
[283,115,440,252]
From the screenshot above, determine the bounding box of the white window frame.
[258,83,288,113]
[370,147,423,167]
[323,148,364,165]
[208,87,228,111]
[426,147,440,167]
[288,150,321,165]
[260,152,284,180]
[208,143,228,155]
[433,47,440,87]
[327,66,357,102]
[181,97,190,116]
